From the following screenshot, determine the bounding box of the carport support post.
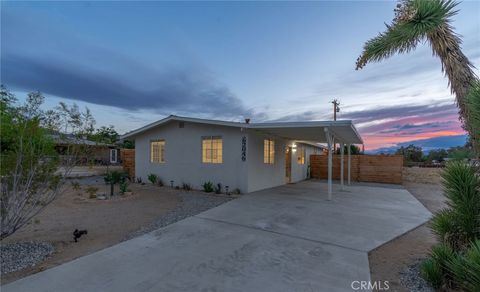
[324,128,333,200]
[340,142,344,190]
[348,143,351,185]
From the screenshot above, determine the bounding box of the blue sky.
[2,1,479,149]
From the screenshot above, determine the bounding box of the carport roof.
[121,115,363,144]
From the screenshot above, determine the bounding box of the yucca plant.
[447,240,480,291]
[424,161,480,289]
[356,0,479,152]
[421,244,456,289]
[437,161,480,249]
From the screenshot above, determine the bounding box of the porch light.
[292,143,297,153]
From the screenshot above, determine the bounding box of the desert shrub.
[104,171,128,197]
[430,209,458,249]
[71,181,81,191]
[215,183,222,194]
[447,240,480,292]
[435,161,480,250]
[422,161,480,289]
[85,186,98,199]
[147,173,157,184]
[421,244,456,289]
[420,258,443,289]
[182,183,192,191]
[202,181,214,193]
[119,181,128,194]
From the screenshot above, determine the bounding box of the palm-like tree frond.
[356,0,459,70]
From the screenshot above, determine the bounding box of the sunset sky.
[2,1,479,150]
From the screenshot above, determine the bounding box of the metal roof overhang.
[248,121,363,144]
[121,115,363,144]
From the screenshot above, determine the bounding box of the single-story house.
[53,134,122,165]
[121,115,363,195]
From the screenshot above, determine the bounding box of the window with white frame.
[297,147,305,164]
[263,139,275,164]
[150,140,165,163]
[202,136,223,163]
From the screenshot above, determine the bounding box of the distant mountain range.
[368,135,468,154]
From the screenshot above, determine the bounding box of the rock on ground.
[400,259,434,292]
[1,241,54,274]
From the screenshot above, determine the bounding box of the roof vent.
[245,118,250,124]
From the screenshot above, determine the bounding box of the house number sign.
[241,136,247,161]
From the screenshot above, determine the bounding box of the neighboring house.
[53,134,121,165]
[121,115,362,193]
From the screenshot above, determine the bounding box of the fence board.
[121,149,135,178]
[310,154,403,184]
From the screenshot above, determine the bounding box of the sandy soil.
[369,181,447,291]
[1,177,180,284]
[403,167,444,185]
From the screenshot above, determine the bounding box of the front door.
[285,146,292,183]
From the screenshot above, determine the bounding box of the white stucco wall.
[290,143,317,183]
[246,131,287,193]
[133,122,323,193]
[134,121,249,192]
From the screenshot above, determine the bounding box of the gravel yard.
[1,242,54,275]
[1,177,236,284]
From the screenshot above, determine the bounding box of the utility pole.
[331,99,340,152]
[332,99,340,121]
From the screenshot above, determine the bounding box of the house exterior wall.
[290,144,318,183]
[133,122,323,193]
[246,130,287,193]
[134,121,249,192]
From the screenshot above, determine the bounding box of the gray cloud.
[1,52,253,119]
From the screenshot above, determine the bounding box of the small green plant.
[34,219,40,224]
[71,181,81,191]
[85,186,99,199]
[119,181,128,194]
[136,177,142,184]
[104,171,128,197]
[421,244,456,289]
[215,183,222,194]
[147,173,158,184]
[420,258,443,289]
[182,183,192,191]
[203,181,214,192]
[157,178,164,187]
[446,239,480,291]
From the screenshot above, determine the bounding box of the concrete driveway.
[3,180,431,292]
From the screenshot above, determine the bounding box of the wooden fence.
[121,149,135,178]
[310,154,403,184]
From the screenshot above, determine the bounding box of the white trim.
[340,142,344,190]
[110,149,118,164]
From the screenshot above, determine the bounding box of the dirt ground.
[369,180,447,291]
[403,167,444,185]
[1,177,180,284]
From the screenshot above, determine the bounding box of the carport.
[249,120,364,200]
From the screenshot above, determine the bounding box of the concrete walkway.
[3,181,431,292]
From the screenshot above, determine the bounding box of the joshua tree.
[356,0,479,152]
